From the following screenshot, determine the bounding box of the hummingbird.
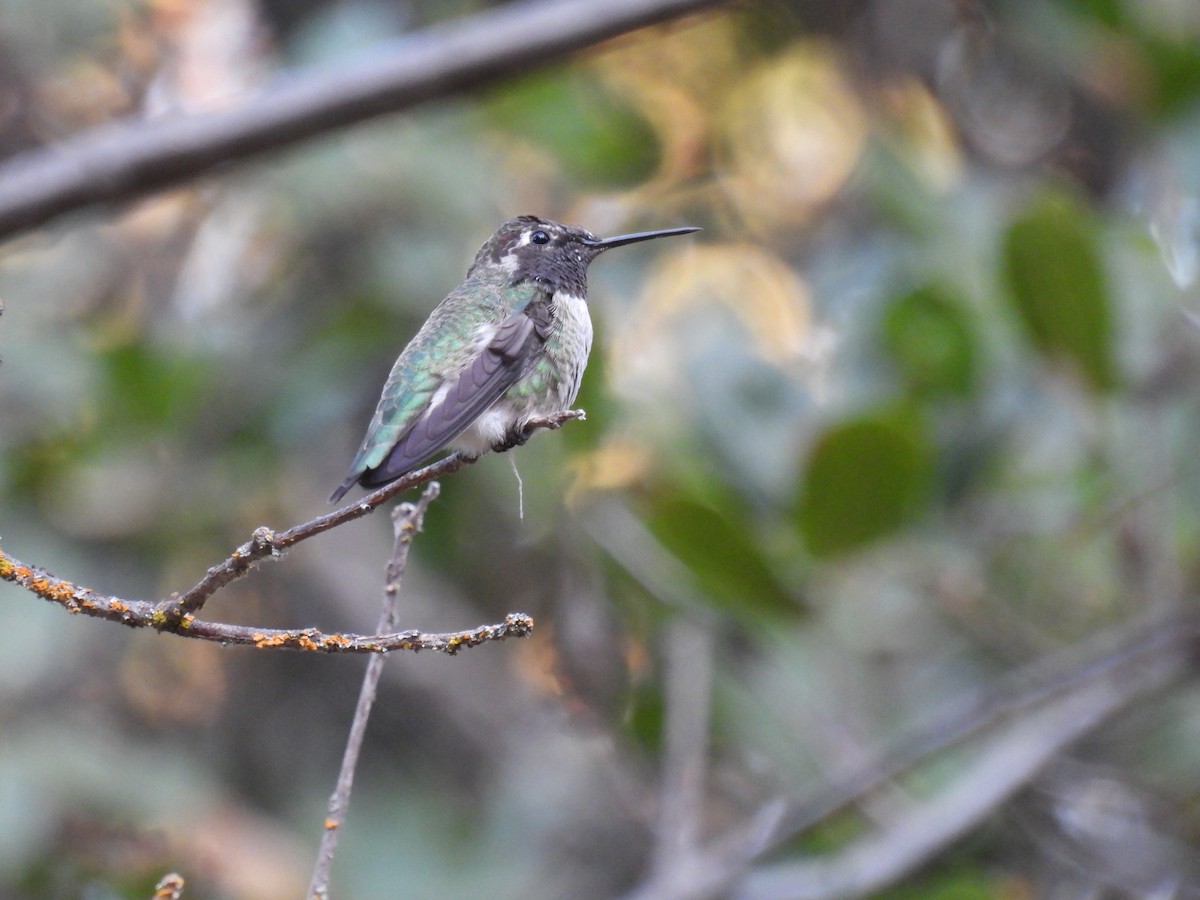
[329,215,699,503]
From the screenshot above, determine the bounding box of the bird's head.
[469,215,699,295]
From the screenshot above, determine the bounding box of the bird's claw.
[492,428,531,454]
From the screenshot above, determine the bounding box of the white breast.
[449,290,593,458]
[553,291,594,404]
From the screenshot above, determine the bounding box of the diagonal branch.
[158,409,583,622]
[0,0,723,241]
[157,446,471,625]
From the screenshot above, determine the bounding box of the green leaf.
[1002,193,1117,391]
[645,494,798,619]
[796,411,933,557]
[882,286,978,397]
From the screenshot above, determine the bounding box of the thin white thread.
[509,453,524,520]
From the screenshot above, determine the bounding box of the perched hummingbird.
[330,215,699,503]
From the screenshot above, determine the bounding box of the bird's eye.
[530,230,550,245]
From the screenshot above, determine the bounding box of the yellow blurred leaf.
[718,43,867,229]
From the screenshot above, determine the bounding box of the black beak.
[585,225,701,251]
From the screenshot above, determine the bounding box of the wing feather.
[329,280,548,503]
[355,310,541,489]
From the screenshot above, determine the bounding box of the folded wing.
[349,305,547,493]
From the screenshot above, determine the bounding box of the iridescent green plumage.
[344,274,541,477]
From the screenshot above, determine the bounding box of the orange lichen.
[296,633,321,652]
[47,583,77,603]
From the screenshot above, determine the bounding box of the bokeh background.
[3,0,1200,896]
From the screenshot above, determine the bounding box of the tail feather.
[328,454,422,504]
[329,475,359,504]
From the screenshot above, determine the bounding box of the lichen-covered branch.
[0,544,533,653]
[184,611,534,654]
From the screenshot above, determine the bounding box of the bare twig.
[0,0,722,241]
[159,409,584,622]
[309,484,439,898]
[157,454,466,625]
[0,410,581,645]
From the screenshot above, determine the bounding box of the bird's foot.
[491,410,586,454]
[492,427,531,454]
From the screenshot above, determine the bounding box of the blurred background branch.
[736,613,1199,899]
[0,0,723,240]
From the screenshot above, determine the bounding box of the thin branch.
[309,484,438,898]
[184,611,534,654]
[159,409,584,622]
[0,0,723,241]
[158,449,467,625]
[0,410,580,647]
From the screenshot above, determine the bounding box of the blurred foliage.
[1002,191,1116,391]
[881,285,979,398]
[644,491,797,617]
[2,0,1200,897]
[797,408,934,557]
